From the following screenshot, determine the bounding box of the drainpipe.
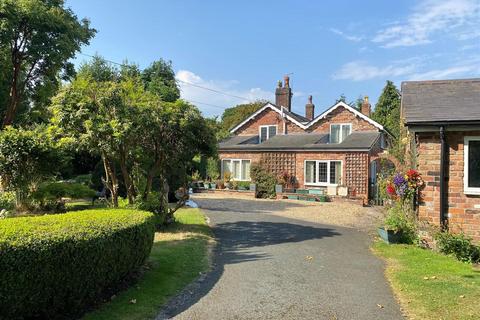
[439,126,447,230]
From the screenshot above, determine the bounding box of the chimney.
[305,95,315,120]
[361,96,371,117]
[275,75,292,111]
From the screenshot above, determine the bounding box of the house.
[402,78,480,241]
[218,76,391,200]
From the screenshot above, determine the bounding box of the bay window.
[304,160,342,186]
[221,159,251,181]
[259,125,277,143]
[464,137,480,194]
[330,124,351,143]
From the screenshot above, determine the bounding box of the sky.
[68,0,480,118]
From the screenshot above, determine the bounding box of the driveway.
[158,194,403,320]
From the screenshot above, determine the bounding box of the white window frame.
[221,159,252,181]
[464,136,480,195]
[259,125,277,143]
[304,160,343,186]
[329,123,352,144]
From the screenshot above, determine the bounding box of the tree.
[220,101,265,132]
[372,81,401,138]
[0,0,95,127]
[142,59,179,102]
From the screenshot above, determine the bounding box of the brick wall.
[308,106,378,133]
[416,130,480,241]
[236,109,285,135]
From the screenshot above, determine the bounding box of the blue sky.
[68,0,480,117]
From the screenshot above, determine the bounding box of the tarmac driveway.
[158,195,403,320]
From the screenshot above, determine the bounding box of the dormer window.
[330,124,351,144]
[259,125,277,143]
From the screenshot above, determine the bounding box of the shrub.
[32,182,97,212]
[383,204,417,244]
[435,232,480,263]
[250,164,276,198]
[206,157,220,181]
[0,191,15,211]
[0,209,155,319]
[237,181,251,190]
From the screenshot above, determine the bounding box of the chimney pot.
[284,75,290,88]
[275,75,292,111]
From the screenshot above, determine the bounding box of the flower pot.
[249,183,256,192]
[377,227,404,244]
[210,183,216,189]
[337,186,348,197]
[327,186,337,196]
[275,184,283,193]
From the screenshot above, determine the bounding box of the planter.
[318,195,327,202]
[327,186,337,196]
[210,183,216,189]
[275,184,283,194]
[377,227,405,244]
[249,183,256,192]
[337,186,348,197]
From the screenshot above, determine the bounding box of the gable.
[230,103,308,134]
[308,105,380,133]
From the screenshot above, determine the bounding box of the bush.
[383,204,417,244]
[250,164,276,198]
[32,182,97,212]
[0,209,155,319]
[435,232,480,263]
[0,191,15,211]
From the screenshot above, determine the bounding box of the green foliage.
[372,81,401,138]
[0,209,155,319]
[72,174,93,186]
[383,204,417,244]
[31,182,97,212]
[237,181,251,190]
[206,157,220,181]
[435,232,480,264]
[0,192,15,211]
[220,101,265,131]
[0,0,95,126]
[142,59,179,102]
[250,164,276,198]
[0,126,62,205]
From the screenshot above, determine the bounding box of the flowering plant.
[385,169,424,203]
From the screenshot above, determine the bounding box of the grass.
[83,208,213,320]
[373,241,480,320]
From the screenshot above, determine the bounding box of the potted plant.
[378,204,416,244]
[276,171,290,194]
[223,172,232,189]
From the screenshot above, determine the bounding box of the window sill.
[464,188,480,195]
[305,183,338,187]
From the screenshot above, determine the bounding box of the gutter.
[439,126,448,230]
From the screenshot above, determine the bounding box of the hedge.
[0,209,155,319]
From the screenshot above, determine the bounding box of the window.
[330,124,351,143]
[221,159,251,181]
[464,137,480,194]
[259,125,277,143]
[304,160,342,186]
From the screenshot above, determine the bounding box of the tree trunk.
[2,61,20,128]
[102,153,119,207]
[142,158,162,200]
[119,146,135,204]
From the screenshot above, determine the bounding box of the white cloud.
[330,28,363,42]
[332,61,417,81]
[408,57,480,80]
[175,70,273,117]
[372,0,480,48]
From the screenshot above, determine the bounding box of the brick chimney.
[305,95,315,120]
[361,96,371,117]
[275,75,292,111]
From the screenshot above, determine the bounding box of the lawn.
[83,208,213,320]
[373,242,480,320]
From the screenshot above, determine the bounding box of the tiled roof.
[402,78,480,124]
[219,131,380,151]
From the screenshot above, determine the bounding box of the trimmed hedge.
[0,209,155,319]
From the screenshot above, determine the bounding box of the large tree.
[372,81,401,138]
[142,59,179,102]
[0,0,95,127]
[220,101,265,133]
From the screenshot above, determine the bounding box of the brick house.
[218,76,391,200]
[402,78,480,241]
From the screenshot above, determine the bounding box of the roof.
[219,131,381,151]
[402,78,480,124]
[229,101,386,134]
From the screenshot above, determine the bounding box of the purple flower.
[393,173,406,187]
[397,183,408,197]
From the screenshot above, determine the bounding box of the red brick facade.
[416,130,480,241]
[309,106,378,133]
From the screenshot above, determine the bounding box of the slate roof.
[219,131,380,151]
[402,78,480,124]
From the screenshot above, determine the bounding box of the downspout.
[439,126,447,230]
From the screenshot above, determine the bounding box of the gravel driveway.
[157,194,403,320]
